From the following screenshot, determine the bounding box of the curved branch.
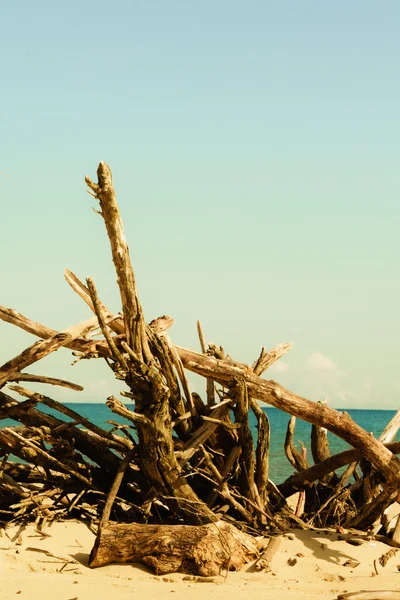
[279,442,400,498]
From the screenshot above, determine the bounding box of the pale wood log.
[89,521,260,575]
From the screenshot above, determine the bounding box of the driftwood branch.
[2,160,399,572]
[85,162,149,362]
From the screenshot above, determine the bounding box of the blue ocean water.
[2,404,398,484]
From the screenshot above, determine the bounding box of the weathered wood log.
[89,521,260,575]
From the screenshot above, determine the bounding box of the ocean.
[2,405,398,484]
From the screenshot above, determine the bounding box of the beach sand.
[1,520,400,600]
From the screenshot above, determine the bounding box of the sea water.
[2,404,398,484]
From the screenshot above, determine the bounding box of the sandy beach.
[1,520,400,600]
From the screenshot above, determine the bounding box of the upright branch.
[233,378,262,514]
[85,162,150,362]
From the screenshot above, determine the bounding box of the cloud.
[307,352,337,371]
[269,360,289,373]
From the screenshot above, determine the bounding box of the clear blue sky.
[1,1,399,408]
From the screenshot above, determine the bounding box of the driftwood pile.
[1,162,400,575]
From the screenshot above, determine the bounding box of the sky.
[1,1,399,408]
